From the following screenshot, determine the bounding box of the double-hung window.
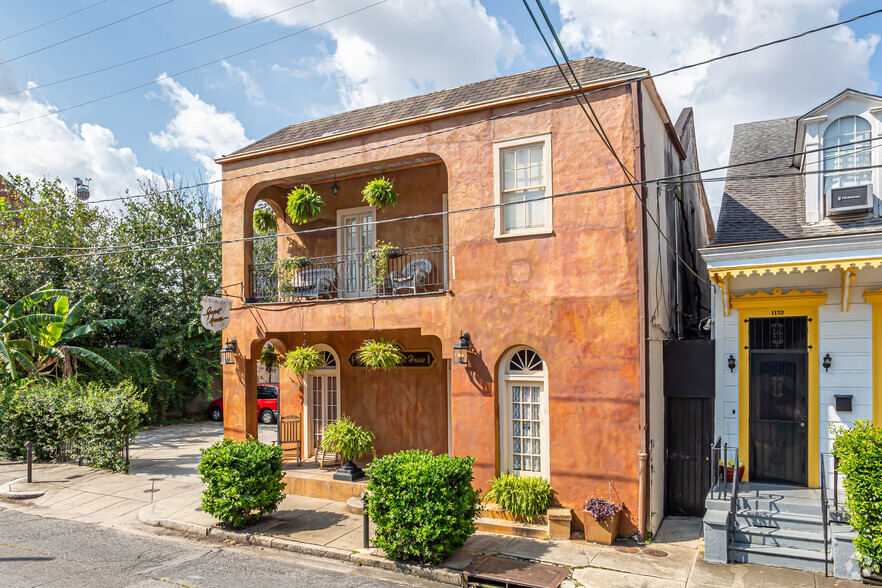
[494,134,552,237]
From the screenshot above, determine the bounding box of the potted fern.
[253,208,277,234]
[356,338,404,372]
[361,177,398,210]
[321,415,376,481]
[286,184,324,224]
[283,345,322,376]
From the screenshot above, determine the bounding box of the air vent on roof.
[827,184,873,216]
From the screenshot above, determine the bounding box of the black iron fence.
[57,435,132,473]
[248,244,448,304]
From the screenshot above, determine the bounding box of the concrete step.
[474,516,547,540]
[730,542,828,573]
[734,526,829,551]
[735,510,825,533]
[735,496,822,517]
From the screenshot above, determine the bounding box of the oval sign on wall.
[200,296,232,331]
[349,350,435,368]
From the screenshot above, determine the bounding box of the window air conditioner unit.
[826,184,873,216]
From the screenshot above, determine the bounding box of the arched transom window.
[823,116,872,194]
[499,346,549,478]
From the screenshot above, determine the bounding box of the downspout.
[631,79,651,541]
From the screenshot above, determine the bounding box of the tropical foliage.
[361,177,398,210]
[355,338,404,372]
[483,473,553,520]
[260,344,280,372]
[320,415,375,463]
[283,345,322,375]
[286,184,324,224]
[253,206,277,235]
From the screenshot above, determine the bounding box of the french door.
[310,373,338,451]
[338,208,375,297]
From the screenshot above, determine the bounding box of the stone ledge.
[0,477,46,500]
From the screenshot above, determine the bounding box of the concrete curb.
[136,504,461,585]
[0,477,46,500]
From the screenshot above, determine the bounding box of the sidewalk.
[0,460,857,587]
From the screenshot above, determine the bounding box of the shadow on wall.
[466,351,493,397]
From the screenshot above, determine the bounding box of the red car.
[207,383,279,424]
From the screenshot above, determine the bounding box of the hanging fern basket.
[253,208,277,235]
[286,184,325,225]
[283,345,323,375]
[361,177,398,210]
[356,338,404,372]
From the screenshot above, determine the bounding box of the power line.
[0,0,110,43]
[0,223,220,252]
[0,0,178,66]
[0,0,316,99]
[0,0,388,130]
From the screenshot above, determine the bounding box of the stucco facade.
[217,61,710,538]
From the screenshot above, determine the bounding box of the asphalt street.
[0,506,439,588]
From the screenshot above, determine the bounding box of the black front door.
[749,317,808,486]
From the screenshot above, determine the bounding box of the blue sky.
[1,0,880,217]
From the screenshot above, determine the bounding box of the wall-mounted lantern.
[823,353,832,372]
[220,338,238,365]
[453,332,472,365]
[330,179,340,196]
[727,354,736,372]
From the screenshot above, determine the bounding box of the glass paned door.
[311,374,339,451]
[509,383,542,474]
[339,210,375,297]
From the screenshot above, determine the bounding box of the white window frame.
[498,346,550,479]
[303,344,341,457]
[493,133,553,238]
[336,205,376,298]
[822,115,873,194]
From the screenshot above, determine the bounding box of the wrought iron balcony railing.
[248,244,448,304]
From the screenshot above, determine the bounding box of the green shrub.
[365,450,480,564]
[320,415,375,462]
[198,437,286,529]
[832,419,882,573]
[483,473,553,520]
[0,378,147,471]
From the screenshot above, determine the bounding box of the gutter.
[631,79,650,541]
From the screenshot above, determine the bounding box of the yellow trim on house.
[863,288,882,426]
[731,288,827,487]
[711,258,878,279]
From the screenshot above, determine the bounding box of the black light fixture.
[330,178,340,196]
[453,332,471,365]
[823,353,832,372]
[220,338,238,366]
[727,354,736,372]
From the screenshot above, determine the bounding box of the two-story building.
[217,57,712,538]
[701,89,882,578]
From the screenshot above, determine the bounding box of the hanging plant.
[283,345,323,375]
[286,184,324,225]
[260,344,280,371]
[253,208,277,235]
[366,241,396,288]
[361,177,398,210]
[356,338,404,372]
[275,256,309,286]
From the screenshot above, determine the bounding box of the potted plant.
[719,458,744,482]
[361,177,398,210]
[253,207,277,234]
[275,257,310,287]
[482,473,553,524]
[355,338,404,372]
[366,241,397,288]
[582,496,622,545]
[286,184,324,224]
[283,345,322,376]
[320,415,376,481]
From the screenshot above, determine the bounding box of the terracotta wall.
[221,85,644,535]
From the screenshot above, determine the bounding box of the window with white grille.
[494,134,552,237]
[500,347,549,478]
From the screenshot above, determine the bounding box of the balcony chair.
[389,258,434,295]
[281,268,335,301]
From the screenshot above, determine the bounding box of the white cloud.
[149,75,251,188]
[0,72,156,204]
[553,0,879,218]
[212,0,523,109]
[221,60,266,105]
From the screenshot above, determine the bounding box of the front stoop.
[283,471,366,502]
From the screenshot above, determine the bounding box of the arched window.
[499,346,549,478]
[823,116,872,194]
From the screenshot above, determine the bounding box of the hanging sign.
[200,296,232,331]
[349,349,435,368]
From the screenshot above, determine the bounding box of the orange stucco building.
[216,58,713,538]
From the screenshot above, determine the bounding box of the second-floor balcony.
[248,244,448,304]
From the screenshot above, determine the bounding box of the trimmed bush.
[483,473,553,520]
[0,378,147,471]
[365,450,480,564]
[198,437,286,529]
[832,419,882,573]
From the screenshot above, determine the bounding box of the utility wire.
[0,0,178,66]
[0,0,388,130]
[0,0,110,43]
[0,0,316,99]
[0,223,220,252]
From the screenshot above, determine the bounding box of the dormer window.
[823,115,872,194]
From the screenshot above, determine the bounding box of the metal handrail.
[821,452,829,576]
[727,447,740,564]
[710,436,721,497]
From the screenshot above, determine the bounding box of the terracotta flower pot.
[720,465,744,483]
[581,510,620,545]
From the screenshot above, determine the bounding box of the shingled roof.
[221,57,644,160]
[713,116,882,245]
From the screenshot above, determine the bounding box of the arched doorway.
[498,346,550,478]
[304,344,340,455]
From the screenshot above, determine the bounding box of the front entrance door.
[748,317,809,486]
[310,372,338,451]
[338,207,375,298]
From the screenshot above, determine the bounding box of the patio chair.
[314,448,343,470]
[281,268,335,300]
[275,414,302,467]
[389,258,434,295]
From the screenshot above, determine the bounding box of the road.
[0,506,439,588]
